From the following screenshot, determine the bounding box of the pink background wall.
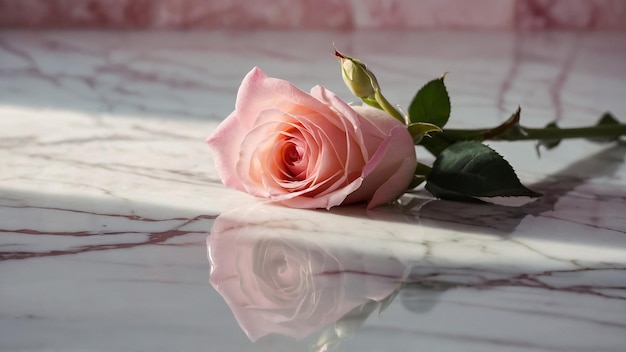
[1,0,625,30]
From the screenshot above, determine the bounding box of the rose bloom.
[207,67,416,209]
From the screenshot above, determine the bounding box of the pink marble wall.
[517,0,626,29]
[0,0,625,30]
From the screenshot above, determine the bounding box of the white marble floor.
[1,30,625,352]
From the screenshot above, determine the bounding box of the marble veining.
[1,30,626,351]
[208,198,626,351]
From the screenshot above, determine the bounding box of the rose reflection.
[207,203,408,342]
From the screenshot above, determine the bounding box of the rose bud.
[335,50,378,99]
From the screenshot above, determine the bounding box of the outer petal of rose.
[310,85,376,158]
[205,69,273,192]
[278,177,364,210]
[355,125,416,208]
[206,109,247,192]
[237,68,335,126]
[366,156,416,208]
[207,67,333,192]
[342,107,417,207]
[280,105,414,209]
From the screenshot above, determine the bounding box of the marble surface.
[2,0,626,30]
[1,30,626,351]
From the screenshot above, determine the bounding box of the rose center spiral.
[284,142,302,164]
[281,140,306,179]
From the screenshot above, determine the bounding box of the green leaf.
[407,122,442,143]
[408,122,442,136]
[408,175,426,189]
[425,141,541,200]
[408,74,451,128]
[407,163,432,189]
[419,133,453,157]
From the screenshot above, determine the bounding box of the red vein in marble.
[1,204,202,222]
[550,33,580,122]
[0,213,216,261]
[365,325,615,352]
[411,267,626,301]
[12,152,219,186]
[436,296,626,329]
[496,31,522,117]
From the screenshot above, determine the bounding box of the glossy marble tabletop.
[1,30,625,352]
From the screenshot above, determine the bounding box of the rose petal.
[344,108,417,207]
[207,68,333,192]
[367,156,417,209]
[205,110,248,192]
[279,176,364,209]
[209,69,417,209]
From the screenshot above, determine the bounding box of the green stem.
[408,162,432,189]
[442,124,626,142]
[419,134,453,156]
[503,125,626,141]
[415,162,432,176]
[361,96,383,110]
[374,90,406,124]
[359,91,405,124]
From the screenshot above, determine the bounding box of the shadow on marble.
[405,143,626,236]
[413,143,626,244]
[0,188,259,352]
[206,196,626,351]
[0,187,217,261]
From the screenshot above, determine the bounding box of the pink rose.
[206,67,417,209]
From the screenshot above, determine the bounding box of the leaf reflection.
[207,202,410,347]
